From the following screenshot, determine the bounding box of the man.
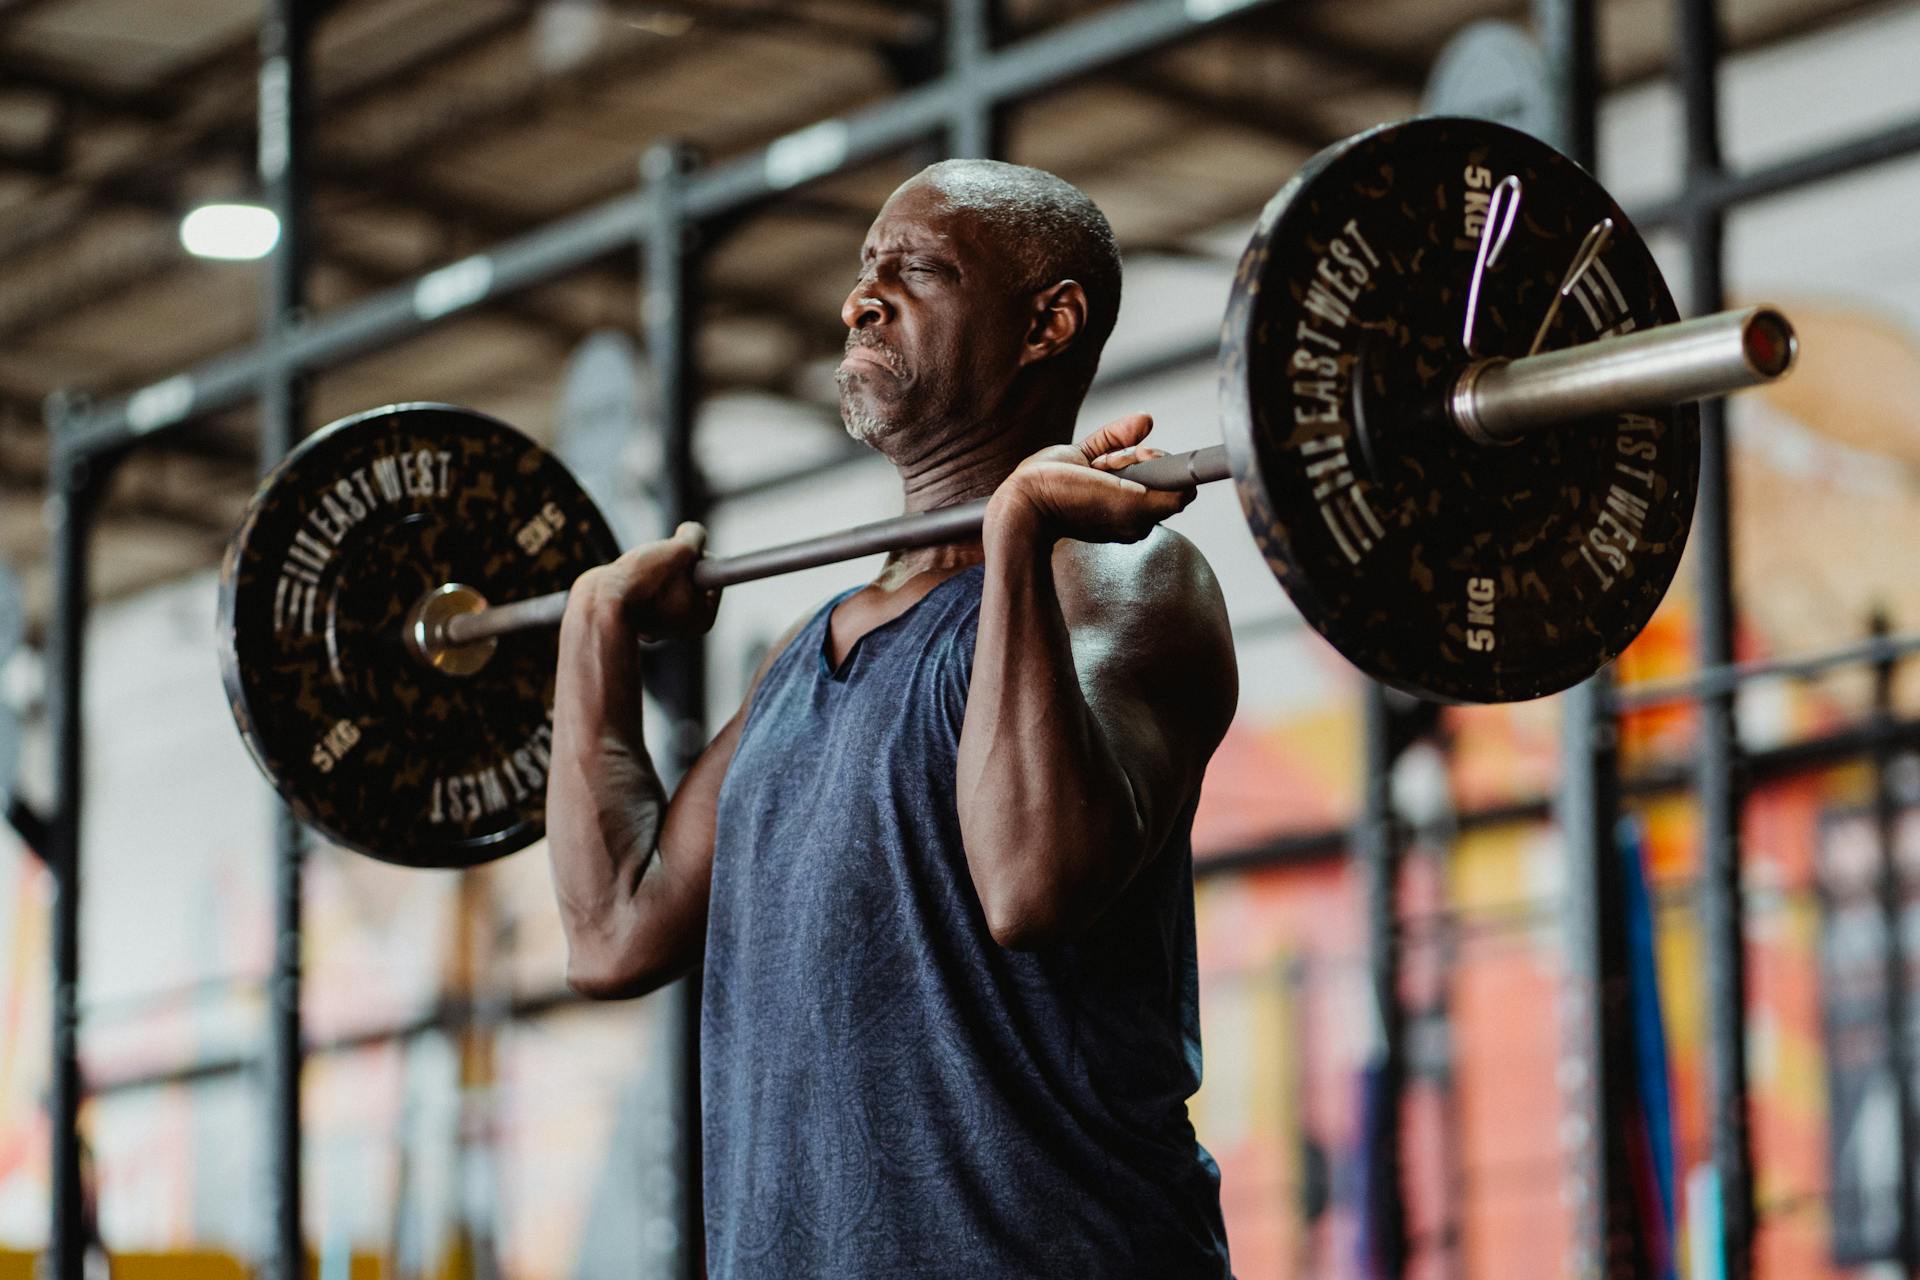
[547,159,1238,1277]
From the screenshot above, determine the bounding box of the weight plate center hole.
[404,583,498,677]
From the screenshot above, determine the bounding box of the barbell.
[217,118,1797,868]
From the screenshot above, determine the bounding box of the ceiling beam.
[1272,25,1433,92]
[0,51,173,120]
[0,0,64,34]
[590,0,934,47]
[1120,68,1338,152]
[0,136,60,178]
[0,2,539,268]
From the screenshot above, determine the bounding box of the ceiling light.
[180,203,280,261]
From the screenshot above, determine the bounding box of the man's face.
[835,181,1029,452]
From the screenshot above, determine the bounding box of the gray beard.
[836,372,893,444]
[841,405,890,444]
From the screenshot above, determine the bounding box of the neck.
[894,395,1073,514]
[872,403,1066,585]
[876,539,984,588]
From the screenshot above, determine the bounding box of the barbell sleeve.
[1450,304,1797,445]
[439,307,1793,653]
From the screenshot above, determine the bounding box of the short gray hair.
[914,159,1122,381]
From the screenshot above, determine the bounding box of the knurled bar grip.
[442,307,1792,650]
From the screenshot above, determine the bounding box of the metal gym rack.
[20,1,1920,1279]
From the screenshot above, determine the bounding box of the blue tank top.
[702,565,1232,1278]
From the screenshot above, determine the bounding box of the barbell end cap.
[1741,305,1798,380]
[405,583,498,677]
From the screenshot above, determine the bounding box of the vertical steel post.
[642,141,707,1280]
[259,5,312,1278]
[1869,607,1916,1270]
[1359,683,1405,1279]
[1674,2,1751,1274]
[1534,0,1636,1275]
[1557,675,1637,1279]
[1534,0,1597,163]
[44,430,93,1280]
[946,0,1002,158]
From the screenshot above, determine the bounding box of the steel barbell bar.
[425,305,1795,661]
[216,117,1814,865]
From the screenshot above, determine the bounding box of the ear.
[1019,280,1089,367]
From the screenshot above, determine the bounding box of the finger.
[610,537,702,602]
[1140,490,1189,521]
[1089,444,1167,473]
[1055,461,1153,497]
[1076,412,1153,461]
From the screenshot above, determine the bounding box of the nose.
[842,286,889,331]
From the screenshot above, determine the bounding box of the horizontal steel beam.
[1611,629,1920,710]
[1633,110,1920,229]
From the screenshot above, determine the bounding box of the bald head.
[909,159,1122,386]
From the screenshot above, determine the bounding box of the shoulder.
[1054,527,1230,643]
[1053,528,1236,704]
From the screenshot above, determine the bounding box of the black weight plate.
[218,404,619,867]
[1220,117,1699,703]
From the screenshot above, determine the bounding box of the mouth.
[839,344,898,376]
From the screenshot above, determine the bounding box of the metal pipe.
[1358,684,1406,1279]
[1634,112,1920,232]
[1556,669,1631,1279]
[44,439,92,1280]
[1450,306,1795,444]
[1869,608,1918,1272]
[643,141,708,1280]
[1531,5,1623,1273]
[1674,1,1754,1273]
[1613,629,1920,710]
[258,6,313,1279]
[946,0,1002,159]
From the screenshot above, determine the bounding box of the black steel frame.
[35,1,1307,1276]
[30,0,1920,1276]
[257,6,310,1279]
[70,709,1920,1093]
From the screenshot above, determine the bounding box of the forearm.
[958,505,1148,946]
[546,596,675,991]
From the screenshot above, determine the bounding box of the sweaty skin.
[546,177,1237,995]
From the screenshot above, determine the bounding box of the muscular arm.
[546,525,799,999]
[957,425,1238,949]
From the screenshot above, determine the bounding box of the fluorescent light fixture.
[180,203,280,260]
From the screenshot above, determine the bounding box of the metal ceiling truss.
[51,0,1296,460]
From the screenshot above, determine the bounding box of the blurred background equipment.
[1421,21,1555,140]
[556,328,657,546]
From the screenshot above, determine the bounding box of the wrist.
[983,480,1052,553]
